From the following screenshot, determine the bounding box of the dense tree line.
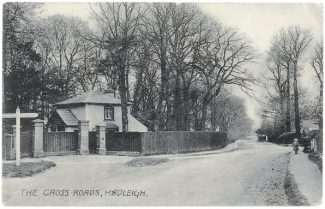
[3,2,255,134]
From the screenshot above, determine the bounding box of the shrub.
[277,132,299,144]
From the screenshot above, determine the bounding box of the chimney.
[103,88,115,96]
[115,89,120,99]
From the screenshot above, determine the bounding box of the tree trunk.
[210,108,217,131]
[279,95,286,133]
[166,95,172,130]
[199,96,209,131]
[173,73,183,131]
[131,68,144,117]
[119,64,128,132]
[286,65,291,132]
[293,61,301,138]
[156,56,168,131]
[320,83,323,131]
[182,87,190,131]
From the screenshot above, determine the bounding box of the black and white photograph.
[1,0,323,206]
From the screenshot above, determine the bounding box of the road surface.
[2,136,322,206]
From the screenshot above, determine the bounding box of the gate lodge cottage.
[47,89,148,132]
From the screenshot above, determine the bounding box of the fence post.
[78,120,89,155]
[96,123,107,155]
[33,119,45,158]
[8,125,17,160]
[140,133,144,155]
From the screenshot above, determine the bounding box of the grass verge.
[283,153,309,206]
[2,160,56,178]
[126,157,169,167]
[308,153,322,173]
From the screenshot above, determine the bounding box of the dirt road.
[2,136,321,206]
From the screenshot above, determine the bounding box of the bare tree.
[91,2,143,132]
[265,26,312,138]
[139,3,214,131]
[141,3,174,130]
[73,31,102,92]
[311,42,323,97]
[266,31,293,132]
[311,42,323,129]
[195,26,255,130]
[208,92,253,140]
[35,15,90,98]
[131,35,160,131]
[167,4,214,131]
[264,43,288,133]
[283,26,312,137]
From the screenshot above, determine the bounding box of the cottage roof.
[56,109,79,126]
[105,121,119,129]
[55,91,130,106]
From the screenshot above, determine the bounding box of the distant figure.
[311,134,317,152]
[265,135,268,142]
[293,138,299,154]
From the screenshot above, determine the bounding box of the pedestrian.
[293,138,299,154]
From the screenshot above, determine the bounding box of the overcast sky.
[38,2,323,129]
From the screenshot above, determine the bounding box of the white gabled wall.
[69,104,147,132]
[128,114,148,132]
[85,104,105,131]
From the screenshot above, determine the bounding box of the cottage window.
[104,105,114,120]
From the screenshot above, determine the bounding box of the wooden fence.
[21,132,33,157]
[3,130,227,158]
[43,132,78,156]
[2,132,33,160]
[2,134,14,160]
[105,131,227,155]
[106,132,142,152]
[140,131,228,155]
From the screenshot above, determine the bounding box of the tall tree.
[91,2,143,132]
[35,15,91,99]
[195,26,255,130]
[311,42,323,130]
[141,3,173,130]
[284,26,312,137]
[73,30,102,92]
[167,4,214,130]
[263,26,313,138]
[269,33,294,132]
[311,42,323,98]
[265,44,288,133]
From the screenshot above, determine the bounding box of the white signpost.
[3,107,38,166]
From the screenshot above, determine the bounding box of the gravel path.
[243,153,289,205]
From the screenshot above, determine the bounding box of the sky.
[38,2,323,129]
